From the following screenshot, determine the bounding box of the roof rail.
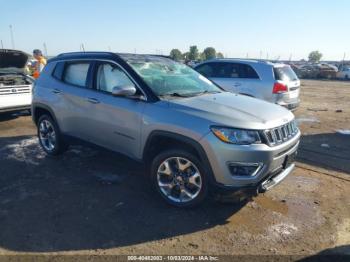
[57,51,115,57]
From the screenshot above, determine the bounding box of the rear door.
[49,60,94,140]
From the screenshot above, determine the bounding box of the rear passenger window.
[63,62,90,87]
[214,63,259,79]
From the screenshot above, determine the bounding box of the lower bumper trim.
[258,163,295,193]
[0,106,31,113]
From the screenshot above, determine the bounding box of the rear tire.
[37,114,67,155]
[150,149,208,208]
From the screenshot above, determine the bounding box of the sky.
[0,0,349,60]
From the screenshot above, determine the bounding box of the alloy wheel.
[157,157,202,203]
[39,119,56,152]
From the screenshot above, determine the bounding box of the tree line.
[169,47,324,63]
[169,46,224,62]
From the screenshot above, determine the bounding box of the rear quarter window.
[52,62,65,80]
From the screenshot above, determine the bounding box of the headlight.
[211,126,261,145]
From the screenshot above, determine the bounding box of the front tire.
[150,149,208,207]
[37,114,67,155]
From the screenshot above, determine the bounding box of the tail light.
[273,82,288,94]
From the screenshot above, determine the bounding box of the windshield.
[122,55,222,97]
[274,66,298,81]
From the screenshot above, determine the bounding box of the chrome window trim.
[52,58,148,101]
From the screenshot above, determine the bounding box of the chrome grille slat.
[263,121,298,146]
[0,85,31,95]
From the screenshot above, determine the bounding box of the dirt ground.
[0,80,349,258]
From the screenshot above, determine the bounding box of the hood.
[167,92,294,130]
[0,49,30,73]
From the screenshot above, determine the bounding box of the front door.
[82,61,146,159]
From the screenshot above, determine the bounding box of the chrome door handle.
[52,89,61,94]
[87,98,100,104]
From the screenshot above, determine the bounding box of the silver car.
[32,52,300,207]
[195,59,300,110]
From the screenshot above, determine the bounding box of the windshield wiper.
[160,90,221,98]
[159,92,190,98]
[186,90,221,96]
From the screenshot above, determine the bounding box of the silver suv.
[32,52,300,207]
[194,59,300,110]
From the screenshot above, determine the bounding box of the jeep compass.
[32,52,300,207]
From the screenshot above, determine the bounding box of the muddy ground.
[0,80,349,258]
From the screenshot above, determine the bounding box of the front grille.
[0,85,31,95]
[262,120,298,146]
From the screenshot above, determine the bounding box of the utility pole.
[1,40,3,49]
[9,25,15,49]
[266,52,269,60]
[81,43,85,52]
[43,42,48,56]
[259,50,262,59]
[289,53,293,62]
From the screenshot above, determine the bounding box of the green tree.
[188,45,199,61]
[169,49,183,61]
[203,47,216,60]
[308,51,323,63]
[183,52,190,61]
[200,52,206,61]
[216,52,224,58]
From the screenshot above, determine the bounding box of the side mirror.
[112,85,137,97]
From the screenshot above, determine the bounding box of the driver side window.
[96,63,134,93]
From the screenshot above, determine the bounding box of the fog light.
[228,163,263,177]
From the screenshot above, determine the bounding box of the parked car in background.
[318,63,338,72]
[317,64,338,79]
[337,67,350,80]
[194,59,300,110]
[0,49,34,113]
[32,52,300,207]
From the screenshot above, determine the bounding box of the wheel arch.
[142,130,216,183]
[32,103,58,126]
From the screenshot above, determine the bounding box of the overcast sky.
[0,0,348,60]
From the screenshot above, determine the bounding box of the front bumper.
[200,130,300,190]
